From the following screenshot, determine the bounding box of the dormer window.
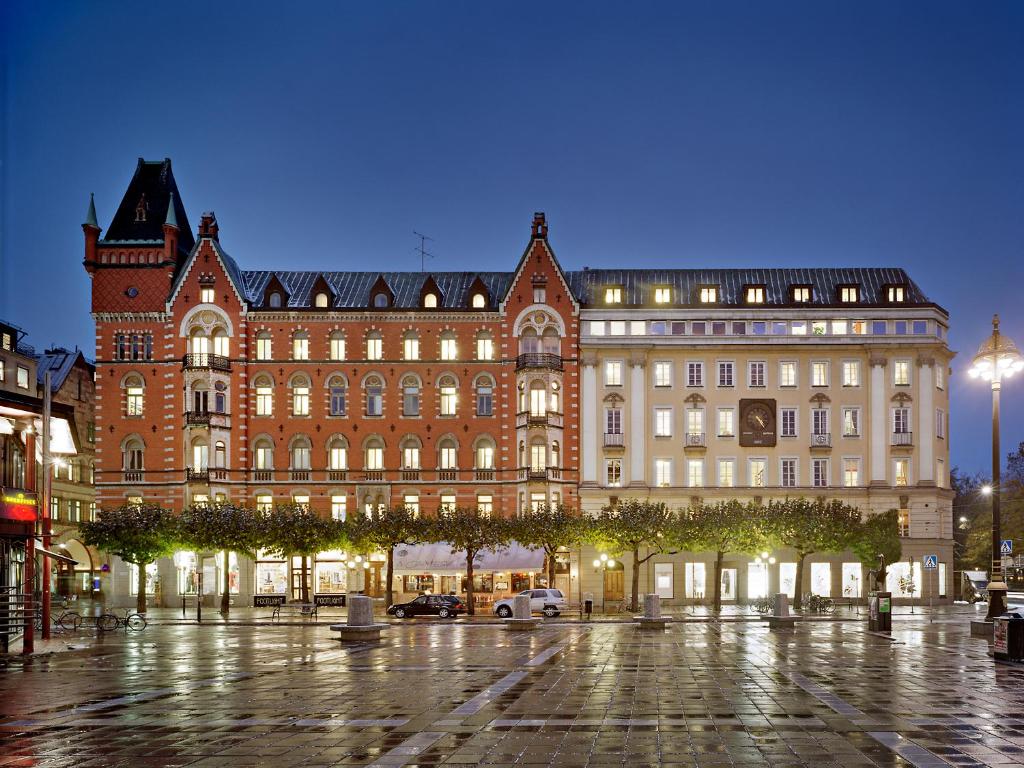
[315,292,330,308]
[135,194,147,222]
[268,292,282,308]
[423,293,438,308]
[373,293,389,308]
[472,293,487,309]
[792,286,812,303]
[839,286,859,303]
[699,286,718,304]
[745,286,766,304]
[654,287,672,304]
[604,286,623,304]
[887,285,906,303]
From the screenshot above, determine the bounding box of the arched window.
[517,382,526,413]
[472,293,486,309]
[124,374,145,417]
[401,437,421,469]
[438,438,458,470]
[518,440,526,467]
[403,332,419,361]
[327,374,347,416]
[364,436,385,470]
[542,327,560,355]
[191,381,210,414]
[373,293,389,308]
[123,437,144,471]
[423,293,438,308]
[214,381,227,413]
[328,437,348,470]
[269,292,282,308]
[530,440,547,471]
[254,375,274,417]
[291,374,311,416]
[255,331,272,361]
[551,441,560,468]
[315,292,329,308]
[439,331,457,361]
[253,437,274,470]
[474,437,495,469]
[439,375,457,416]
[475,376,493,416]
[366,331,383,360]
[329,331,345,361]
[292,331,309,361]
[550,380,560,413]
[212,328,229,357]
[529,380,546,417]
[214,441,226,469]
[290,436,311,470]
[519,327,539,355]
[475,332,494,361]
[189,330,209,356]
[402,375,420,416]
[365,375,383,416]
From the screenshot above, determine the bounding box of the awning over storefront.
[392,543,544,574]
[0,416,76,454]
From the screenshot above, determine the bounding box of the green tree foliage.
[262,504,345,602]
[511,504,590,589]
[679,501,768,612]
[347,505,425,608]
[590,500,673,610]
[432,508,513,616]
[850,509,902,590]
[961,444,1024,572]
[79,503,179,613]
[762,498,861,608]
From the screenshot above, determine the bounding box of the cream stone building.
[572,269,953,607]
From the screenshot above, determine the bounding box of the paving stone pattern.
[2,607,1024,767]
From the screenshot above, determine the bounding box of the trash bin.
[993,612,1024,661]
[583,592,594,620]
[868,591,892,632]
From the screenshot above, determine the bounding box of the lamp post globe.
[968,314,1023,621]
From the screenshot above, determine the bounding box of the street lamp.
[592,553,616,613]
[968,314,1023,621]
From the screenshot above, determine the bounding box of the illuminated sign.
[0,488,38,523]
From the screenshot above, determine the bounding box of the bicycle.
[804,594,835,614]
[750,596,777,614]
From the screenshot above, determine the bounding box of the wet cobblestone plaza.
[3,608,1024,767]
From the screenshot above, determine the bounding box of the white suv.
[493,588,568,618]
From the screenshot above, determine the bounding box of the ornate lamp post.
[968,315,1023,621]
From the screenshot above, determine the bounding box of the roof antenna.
[413,231,435,271]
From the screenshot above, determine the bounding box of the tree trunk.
[466,551,475,616]
[300,555,309,602]
[137,562,147,614]
[547,546,556,588]
[713,550,724,613]
[385,546,395,607]
[794,554,806,609]
[220,550,231,614]
[631,547,641,610]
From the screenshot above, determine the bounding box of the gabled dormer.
[419,275,444,308]
[264,274,290,309]
[369,275,395,309]
[309,275,335,309]
[467,276,491,309]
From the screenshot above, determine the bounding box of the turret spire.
[165,191,179,228]
[84,193,99,229]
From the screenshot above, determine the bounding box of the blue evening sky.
[1,1,1022,476]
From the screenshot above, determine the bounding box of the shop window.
[720,568,737,601]
[315,552,347,594]
[842,563,862,598]
[684,563,706,599]
[747,562,768,599]
[810,563,832,597]
[654,563,673,599]
[256,551,287,594]
[779,563,797,599]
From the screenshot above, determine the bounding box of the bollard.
[504,593,540,631]
[636,593,671,630]
[329,595,388,642]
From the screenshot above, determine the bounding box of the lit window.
[897,508,910,536]
[292,333,309,361]
[292,382,310,416]
[811,361,829,387]
[888,286,905,303]
[604,361,622,386]
[718,409,734,437]
[477,495,493,516]
[254,440,273,470]
[439,378,458,416]
[200,287,215,304]
[331,495,347,521]
[440,494,457,513]
[604,286,622,304]
[365,444,384,470]
[779,361,796,387]
[699,286,717,303]
[842,360,860,387]
[17,366,31,391]
[654,287,671,304]
[440,333,457,361]
[255,333,272,360]
[423,293,437,308]
[329,443,348,470]
[686,408,704,437]
[843,458,860,487]
[472,293,486,308]
[654,407,673,437]
[290,442,311,470]
[687,459,703,488]
[255,381,273,416]
[403,445,420,469]
[894,459,910,487]
[125,377,144,416]
[605,459,622,487]
[315,292,329,308]
[476,335,493,360]
[792,286,811,302]
[840,286,859,303]
[366,333,382,360]
[718,459,735,488]
[655,458,673,487]
[475,443,495,469]
[749,459,767,487]
[329,333,345,361]
[256,495,273,513]
[894,360,911,386]
[404,335,419,361]
[654,361,672,387]
[440,442,458,470]
[745,286,765,304]
[832,320,848,334]
[842,407,860,437]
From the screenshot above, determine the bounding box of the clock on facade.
[739,399,777,447]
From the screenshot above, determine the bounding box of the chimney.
[532,212,547,239]
[198,211,219,241]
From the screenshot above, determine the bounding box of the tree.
[850,509,902,590]
[433,507,512,616]
[511,504,591,589]
[590,500,674,610]
[178,503,267,615]
[763,498,861,608]
[679,501,768,612]
[347,505,425,608]
[79,503,179,614]
[261,505,343,602]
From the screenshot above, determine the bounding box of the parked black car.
[387,594,465,619]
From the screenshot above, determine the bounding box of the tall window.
[331,495,347,521]
[366,332,382,360]
[655,458,672,487]
[403,333,419,361]
[365,440,384,470]
[843,458,860,487]
[717,361,734,387]
[329,376,347,416]
[292,378,310,416]
[328,439,348,470]
[749,459,766,487]
[402,376,420,416]
[366,377,383,416]
[123,439,144,471]
[476,378,493,416]
[440,332,457,361]
[748,361,766,387]
[402,442,421,469]
[475,440,495,469]
[315,292,330,308]
[213,330,229,357]
[292,332,309,361]
[781,459,797,487]
[255,332,272,360]
[812,458,829,487]
[654,361,672,387]
[214,441,226,468]
[894,360,911,386]
[812,409,829,436]
[606,407,622,434]
[687,459,704,488]
[291,439,311,470]
[842,360,860,387]
[887,286,905,303]
[329,332,345,361]
[687,362,703,387]
[605,459,622,487]
[718,408,734,437]
[440,440,458,470]
[254,439,273,470]
[811,361,829,387]
[893,407,910,434]
[686,408,704,437]
[604,361,622,386]
[476,334,494,361]
[125,376,144,416]
[781,408,796,437]
[718,459,735,487]
[439,376,458,416]
[842,407,860,437]
[779,361,796,387]
[894,458,910,486]
[654,407,673,437]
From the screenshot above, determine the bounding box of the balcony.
[251,470,273,482]
[211,469,228,481]
[290,470,310,482]
[604,432,624,448]
[516,411,564,429]
[123,471,144,483]
[474,469,495,482]
[684,432,706,448]
[527,468,548,482]
[515,353,563,371]
[438,470,457,482]
[362,470,384,482]
[184,411,211,427]
[401,470,421,481]
[328,470,348,482]
[186,468,210,484]
[891,431,914,447]
[182,353,231,372]
[810,432,832,449]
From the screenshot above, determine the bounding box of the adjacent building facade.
[84,158,954,609]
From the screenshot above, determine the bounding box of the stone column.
[869,357,887,485]
[917,356,934,485]
[629,353,646,486]
[581,352,598,485]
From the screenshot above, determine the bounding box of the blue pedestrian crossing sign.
[922,555,938,570]
[1001,539,1013,555]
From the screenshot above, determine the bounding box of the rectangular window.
[840,286,859,303]
[832,320,848,335]
[653,361,672,387]
[686,408,704,436]
[255,386,273,416]
[440,386,457,416]
[476,337,493,360]
[811,409,829,436]
[718,408,735,437]
[843,458,860,487]
[811,563,832,597]
[654,407,673,437]
[256,335,272,360]
[366,386,383,416]
[366,336,382,360]
[717,361,734,387]
[745,286,765,303]
[292,336,309,360]
[687,459,703,488]
[605,459,622,487]
[476,385,493,416]
[604,286,622,304]
[687,362,704,387]
[935,365,945,390]
[329,446,347,470]
[330,387,346,416]
[439,494,457,513]
[440,337,457,360]
[685,562,707,599]
[699,286,717,303]
[654,458,672,487]
[654,287,672,304]
[936,409,945,439]
[811,361,829,387]
[894,459,910,487]
[402,494,420,518]
[893,407,909,434]
[606,408,622,434]
[781,459,797,488]
[292,385,310,416]
[894,360,911,386]
[842,407,860,437]
[477,495,493,516]
[748,361,766,388]
[365,446,384,471]
[533,287,545,304]
[936,458,946,488]
[887,286,905,303]
[792,286,811,303]
[17,366,29,389]
[812,458,829,487]
[329,495,346,521]
[842,563,862,598]
[404,337,419,360]
[897,508,910,536]
[718,459,735,487]
[780,408,796,437]
[842,360,860,387]
[604,361,622,386]
[609,321,625,336]
[779,361,796,387]
[255,495,273,513]
[749,459,766,487]
[938,562,947,597]
[403,446,420,469]
[126,386,144,416]
[654,562,674,599]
